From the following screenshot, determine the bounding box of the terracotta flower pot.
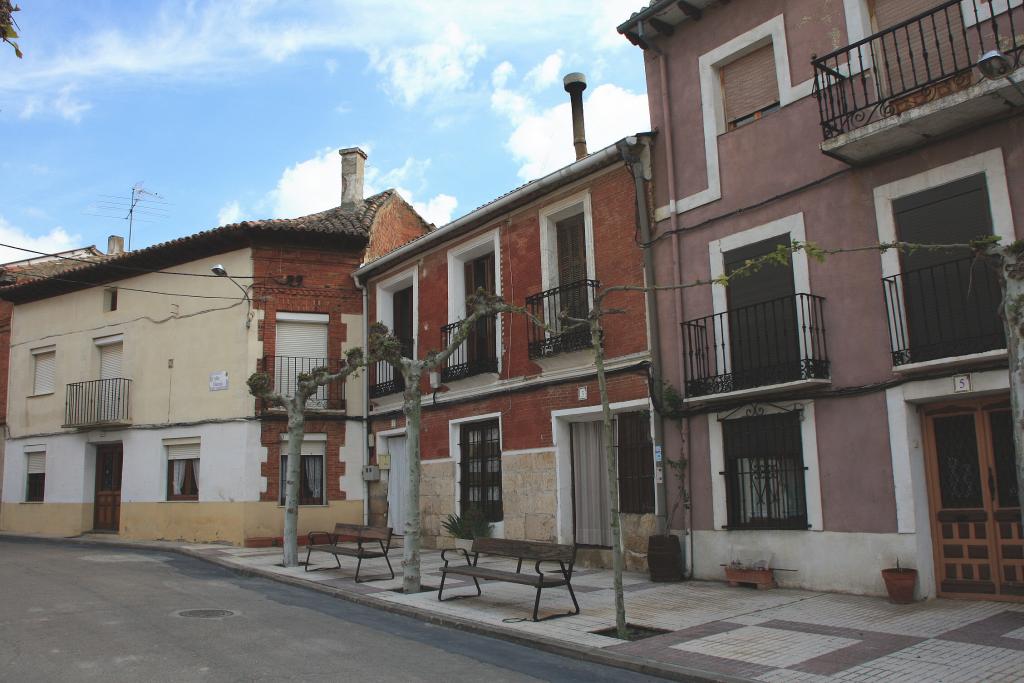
[881,567,917,604]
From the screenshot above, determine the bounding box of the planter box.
[724,566,776,590]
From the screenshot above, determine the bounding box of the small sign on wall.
[953,374,971,393]
[377,453,391,470]
[209,371,229,391]
[577,386,588,401]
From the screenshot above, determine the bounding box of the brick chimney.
[339,147,367,209]
[107,235,125,255]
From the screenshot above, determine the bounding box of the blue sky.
[0,1,650,262]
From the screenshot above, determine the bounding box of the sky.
[0,1,651,263]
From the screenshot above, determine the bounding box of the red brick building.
[355,132,662,569]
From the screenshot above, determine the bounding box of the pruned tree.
[1,0,22,58]
[369,290,524,594]
[247,347,365,567]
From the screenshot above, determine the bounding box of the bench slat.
[471,538,574,562]
[333,523,391,542]
[444,565,567,587]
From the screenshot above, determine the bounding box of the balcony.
[526,279,597,359]
[883,256,1005,367]
[64,378,132,428]
[258,355,346,413]
[813,0,1024,164]
[682,294,830,399]
[441,316,498,382]
[369,337,413,398]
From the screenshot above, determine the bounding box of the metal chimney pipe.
[563,72,588,160]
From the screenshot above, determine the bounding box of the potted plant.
[881,558,917,604]
[441,508,492,551]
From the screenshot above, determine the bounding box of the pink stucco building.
[620,0,1024,598]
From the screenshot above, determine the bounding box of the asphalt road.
[0,539,667,682]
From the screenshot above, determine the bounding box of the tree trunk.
[282,396,305,567]
[592,316,627,638]
[401,365,424,594]
[998,248,1024,532]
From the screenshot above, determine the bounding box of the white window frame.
[538,190,597,293]
[707,213,814,380]
[163,437,201,502]
[448,413,504,537]
[708,401,823,531]
[446,229,503,373]
[374,266,418,358]
[872,148,1015,368]
[30,345,56,396]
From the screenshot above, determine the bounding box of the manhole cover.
[177,609,235,619]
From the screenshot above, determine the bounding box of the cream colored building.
[1,151,430,544]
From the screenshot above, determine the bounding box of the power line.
[6,267,248,300]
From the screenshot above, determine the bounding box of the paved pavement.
[7,533,1024,681]
[0,539,667,682]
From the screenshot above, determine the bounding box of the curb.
[0,533,745,683]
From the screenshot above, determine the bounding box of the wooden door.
[94,443,123,531]
[923,400,1024,599]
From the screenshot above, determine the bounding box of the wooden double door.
[93,443,123,532]
[923,400,1023,599]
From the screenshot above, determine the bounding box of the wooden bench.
[438,538,579,622]
[305,523,394,583]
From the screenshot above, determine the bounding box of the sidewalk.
[10,532,1024,682]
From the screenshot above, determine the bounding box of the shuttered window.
[280,440,326,505]
[26,450,45,502]
[99,342,123,380]
[720,44,780,127]
[32,349,55,395]
[166,442,200,501]
[276,320,329,359]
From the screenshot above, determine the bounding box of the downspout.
[616,136,668,536]
[357,274,371,525]
[650,23,694,577]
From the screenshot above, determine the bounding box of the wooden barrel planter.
[648,534,684,582]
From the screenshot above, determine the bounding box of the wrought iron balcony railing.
[259,355,346,412]
[441,315,498,382]
[369,337,413,398]
[526,279,597,359]
[682,294,829,398]
[883,256,1005,366]
[64,378,132,427]
[813,0,1023,139]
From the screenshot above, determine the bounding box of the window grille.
[459,420,502,523]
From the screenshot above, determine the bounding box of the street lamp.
[977,49,1024,99]
[211,264,252,328]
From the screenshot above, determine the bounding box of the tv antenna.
[84,182,170,251]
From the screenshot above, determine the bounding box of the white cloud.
[491,61,515,89]
[408,193,458,226]
[525,51,564,90]
[324,58,338,74]
[0,216,83,265]
[18,85,92,123]
[369,23,485,107]
[335,103,351,114]
[501,83,650,181]
[217,201,244,226]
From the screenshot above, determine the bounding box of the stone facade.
[420,459,455,549]
[501,451,557,543]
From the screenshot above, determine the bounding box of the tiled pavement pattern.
[59,536,1024,682]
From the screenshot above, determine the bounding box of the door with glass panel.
[923,399,1024,599]
[386,436,409,534]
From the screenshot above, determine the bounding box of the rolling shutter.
[33,350,55,394]
[301,440,326,457]
[167,442,201,460]
[99,343,122,380]
[27,452,46,474]
[721,44,779,124]
[276,321,328,359]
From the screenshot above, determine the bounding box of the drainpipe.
[650,25,694,577]
[616,136,668,536]
[359,277,371,525]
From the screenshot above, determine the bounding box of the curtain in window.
[303,455,322,502]
[191,460,199,490]
[173,459,186,496]
[571,422,612,546]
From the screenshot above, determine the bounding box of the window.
[25,449,45,502]
[372,270,417,397]
[275,313,330,402]
[31,347,55,395]
[104,288,118,312]
[722,412,807,530]
[279,440,325,506]
[97,339,123,380]
[166,442,200,501]
[617,412,655,514]
[444,246,498,381]
[459,420,502,522]
[720,44,780,130]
